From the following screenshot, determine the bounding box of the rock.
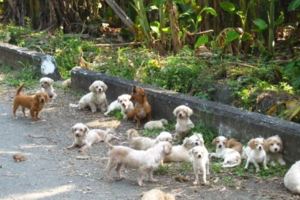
[13,153,27,162]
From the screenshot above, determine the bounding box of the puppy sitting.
[244,137,268,172]
[164,133,203,162]
[126,86,151,127]
[106,141,172,186]
[141,189,175,200]
[13,84,49,120]
[173,105,194,141]
[210,136,241,168]
[144,119,168,130]
[104,94,133,118]
[284,160,300,194]
[39,77,57,100]
[264,135,286,166]
[67,123,116,153]
[78,80,108,113]
[127,129,172,150]
[189,145,210,185]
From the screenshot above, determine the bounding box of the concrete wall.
[0,42,61,80]
[71,67,300,163]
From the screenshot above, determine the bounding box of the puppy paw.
[193,181,198,185]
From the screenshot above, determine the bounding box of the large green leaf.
[253,18,268,31]
[288,0,300,11]
[220,1,236,13]
[200,7,217,16]
[194,35,209,48]
[224,30,240,45]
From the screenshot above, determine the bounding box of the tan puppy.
[106,141,172,186]
[39,77,57,99]
[144,119,168,130]
[13,84,49,120]
[226,138,243,154]
[264,135,286,166]
[141,189,175,200]
[173,105,194,141]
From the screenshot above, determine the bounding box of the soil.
[0,83,299,200]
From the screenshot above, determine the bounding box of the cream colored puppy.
[284,161,300,194]
[189,145,210,185]
[264,135,286,166]
[141,189,175,200]
[78,80,108,113]
[164,133,204,162]
[144,119,168,130]
[104,94,133,118]
[39,77,57,99]
[127,129,173,150]
[67,123,115,153]
[173,105,194,140]
[106,141,172,186]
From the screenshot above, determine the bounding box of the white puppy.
[67,123,115,153]
[244,137,268,172]
[78,80,108,113]
[189,145,210,185]
[141,189,175,200]
[144,119,168,130]
[127,129,173,150]
[164,133,204,162]
[284,161,300,194]
[39,77,57,99]
[264,135,286,166]
[210,136,241,168]
[106,141,172,186]
[104,94,133,118]
[173,105,194,140]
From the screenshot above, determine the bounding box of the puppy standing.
[264,135,286,166]
[189,145,210,185]
[77,80,108,113]
[244,137,268,172]
[106,141,172,186]
[104,94,134,118]
[39,77,57,100]
[284,161,300,194]
[173,105,194,141]
[13,84,49,120]
[126,86,151,127]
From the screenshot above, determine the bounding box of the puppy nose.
[218,145,222,148]
[198,154,202,158]
[49,95,53,98]
[195,142,199,145]
[258,146,262,150]
[75,133,80,137]
[274,148,278,152]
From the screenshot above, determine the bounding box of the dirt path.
[0,84,299,200]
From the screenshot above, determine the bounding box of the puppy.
[173,105,194,141]
[67,123,115,153]
[78,80,108,113]
[225,138,243,154]
[126,86,151,127]
[106,141,172,186]
[13,84,49,120]
[39,77,57,99]
[244,137,268,172]
[210,136,241,168]
[164,133,204,162]
[127,129,173,150]
[264,135,286,166]
[141,189,175,200]
[104,94,133,118]
[144,119,168,130]
[284,161,300,194]
[189,145,210,185]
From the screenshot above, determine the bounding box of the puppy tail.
[16,83,25,95]
[222,157,242,168]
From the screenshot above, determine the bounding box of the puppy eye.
[271,143,274,146]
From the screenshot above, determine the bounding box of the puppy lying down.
[141,189,175,200]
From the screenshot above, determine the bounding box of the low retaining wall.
[71,67,300,163]
[0,42,61,80]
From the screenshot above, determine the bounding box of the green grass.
[178,162,193,175]
[154,164,170,175]
[142,128,163,138]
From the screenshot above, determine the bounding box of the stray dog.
[13,84,49,120]
[76,80,108,113]
[225,138,243,154]
[104,94,133,118]
[264,135,286,166]
[141,189,175,200]
[189,145,210,185]
[106,141,172,186]
[127,129,172,150]
[67,123,116,153]
[284,160,300,194]
[164,133,204,162]
[144,119,168,130]
[39,77,57,99]
[244,137,268,172]
[126,86,151,127]
[173,105,194,141]
[210,136,241,168]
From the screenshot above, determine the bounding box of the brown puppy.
[226,138,243,154]
[126,86,151,127]
[13,84,49,120]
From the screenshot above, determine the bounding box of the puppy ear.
[49,78,54,84]
[248,139,256,149]
[132,85,137,93]
[183,138,190,148]
[263,138,271,152]
[212,138,217,145]
[173,107,179,117]
[83,125,89,133]
[102,83,108,92]
[187,107,193,116]
[89,84,94,92]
